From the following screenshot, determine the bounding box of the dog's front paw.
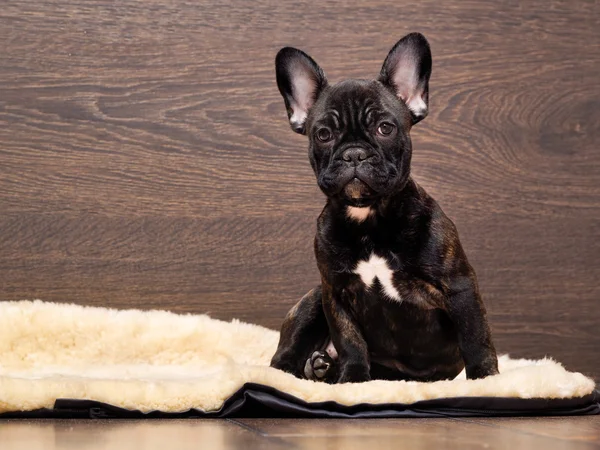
[466,359,499,380]
[304,351,337,382]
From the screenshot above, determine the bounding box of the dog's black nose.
[342,148,371,165]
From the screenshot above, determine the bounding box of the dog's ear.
[379,33,432,125]
[275,47,328,134]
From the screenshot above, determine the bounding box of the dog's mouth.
[343,177,377,206]
[318,166,390,206]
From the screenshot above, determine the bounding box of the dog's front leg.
[445,274,499,379]
[321,281,371,383]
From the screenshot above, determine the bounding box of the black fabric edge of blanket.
[1,384,598,419]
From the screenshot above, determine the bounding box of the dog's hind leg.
[303,347,337,382]
[270,285,337,382]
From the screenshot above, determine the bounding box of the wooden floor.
[1,417,599,449]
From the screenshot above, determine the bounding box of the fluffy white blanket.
[0,300,595,414]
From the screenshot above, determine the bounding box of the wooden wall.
[1,1,598,378]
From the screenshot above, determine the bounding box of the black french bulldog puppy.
[270,33,499,383]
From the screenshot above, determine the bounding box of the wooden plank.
[0,420,285,450]
[462,417,600,444]
[0,0,598,378]
[237,418,600,449]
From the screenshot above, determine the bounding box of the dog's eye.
[316,128,333,142]
[377,122,395,136]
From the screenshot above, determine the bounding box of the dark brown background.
[1,1,598,379]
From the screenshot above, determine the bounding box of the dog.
[270,33,499,383]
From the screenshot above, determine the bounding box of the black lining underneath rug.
[2,384,598,419]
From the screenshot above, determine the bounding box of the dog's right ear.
[379,33,432,125]
[275,47,328,134]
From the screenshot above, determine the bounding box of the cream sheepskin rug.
[0,300,595,414]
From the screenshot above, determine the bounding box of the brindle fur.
[270,33,499,383]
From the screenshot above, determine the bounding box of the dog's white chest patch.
[353,253,401,301]
[346,206,373,222]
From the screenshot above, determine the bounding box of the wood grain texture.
[3,418,599,450]
[0,1,599,378]
[463,416,600,444]
[0,420,288,450]
[237,417,600,449]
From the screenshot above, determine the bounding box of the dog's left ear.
[275,47,328,134]
[379,33,432,125]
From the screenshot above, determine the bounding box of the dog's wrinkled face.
[276,33,432,206]
[306,80,414,206]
